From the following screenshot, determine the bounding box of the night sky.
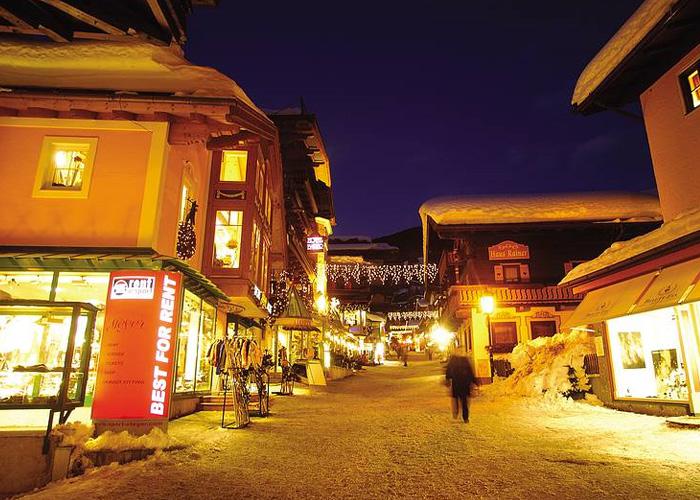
[186,0,655,237]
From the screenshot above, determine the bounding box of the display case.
[0,300,97,421]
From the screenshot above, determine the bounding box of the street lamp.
[479,294,496,378]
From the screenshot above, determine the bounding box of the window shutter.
[494,265,504,282]
[519,264,530,281]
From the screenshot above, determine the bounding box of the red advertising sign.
[92,270,183,422]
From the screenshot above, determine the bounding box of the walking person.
[445,348,476,422]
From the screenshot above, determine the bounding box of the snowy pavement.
[23,357,700,499]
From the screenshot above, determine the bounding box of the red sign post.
[92,270,183,434]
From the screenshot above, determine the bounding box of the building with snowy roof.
[562,0,700,417]
[420,192,661,383]
[0,30,288,475]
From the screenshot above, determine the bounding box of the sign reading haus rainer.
[488,240,530,261]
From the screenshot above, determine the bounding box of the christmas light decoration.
[176,200,198,260]
[387,310,439,321]
[327,263,438,286]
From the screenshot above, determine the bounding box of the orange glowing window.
[213,210,243,269]
[220,150,247,182]
[687,70,700,109]
[33,137,98,199]
[681,64,700,113]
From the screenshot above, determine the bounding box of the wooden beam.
[0,5,34,29]
[5,0,73,41]
[145,0,170,29]
[36,0,125,35]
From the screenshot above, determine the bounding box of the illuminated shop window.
[687,69,700,109]
[213,210,243,269]
[0,305,93,406]
[607,308,689,401]
[220,150,248,182]
[176,290,201,393]
[33,137,98,198]
[196,301,216,392]
[0,272,54,300]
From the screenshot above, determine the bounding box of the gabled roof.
[572,0,700,114]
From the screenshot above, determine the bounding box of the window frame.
[680,60,700,114]
[32,136,98,199]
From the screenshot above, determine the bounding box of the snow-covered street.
[24,357,700,500]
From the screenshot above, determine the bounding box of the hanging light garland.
[387,310,439,321]
[327,263,438,286]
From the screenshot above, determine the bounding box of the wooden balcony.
[448,284,581,313]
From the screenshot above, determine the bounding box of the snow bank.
[561,206,700,284]
[572,0,678,106]
[0,39,267,119]
[84,428,181,452]
[419,192,660,226]
[52,422,94,447]
[485,329,595,399]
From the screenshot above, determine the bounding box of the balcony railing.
[448,284,581,311]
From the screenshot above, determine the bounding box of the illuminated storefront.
[0,251,229,426]
[563,257,700,415]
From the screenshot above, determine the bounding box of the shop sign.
[306,236,325,253]
[488,241,529,261]
[251,284,273,315]
[92,270,183,424]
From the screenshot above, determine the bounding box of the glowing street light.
[479,295,495,314]
[431,325,454,351]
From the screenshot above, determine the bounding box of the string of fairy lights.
[327,263,438,286]
[387,310,439,321]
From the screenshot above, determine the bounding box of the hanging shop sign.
[306,236,325,253]
[251,284,273,315]
[92,270,183,429]
[488,241,529,261]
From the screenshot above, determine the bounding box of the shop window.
[607,308,689,401]
[680,63,700,113]
[0,304,95,406]
[490,321,518,353]
[0,272,54,300]
[54,272,109,402]
[195,301,216,392]
[530,320,557,339]
[213,210,243,269]
[175,291,202,393]
[220,150,248,182]
[33,137,98,199]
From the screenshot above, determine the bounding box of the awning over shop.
[630,257,700,315]
[274,287,320,331]
[561,273,655,330]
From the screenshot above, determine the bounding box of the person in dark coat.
[445,351,477,422]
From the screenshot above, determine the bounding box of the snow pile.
[561,206,700,284]
[84,428,181,452]
[52,422,94,447]
[419,191,660,226]
[572,0,678,107]
[486,329,595,398]
[0,39,267,119]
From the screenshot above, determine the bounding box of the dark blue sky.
[186,0,655,237]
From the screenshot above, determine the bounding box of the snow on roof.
[561,206,700,285]
[331,235,372,243]
[329,243,399,252]
[0,39,267,119]
[572,0,678,107]
[419,192,661,226]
